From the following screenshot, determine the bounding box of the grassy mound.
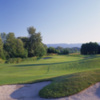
[39,70,100,98]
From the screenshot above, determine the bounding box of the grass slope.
[39,70,100,98]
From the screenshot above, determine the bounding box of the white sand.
[0,81,100,100]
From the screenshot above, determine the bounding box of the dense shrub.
[5,58,22,64]
[0,58,5,63]
[22,57,37,62]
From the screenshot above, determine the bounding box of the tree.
[4,33,28,58]
[0,32,7,43]
[81,42,99,55]
[61,48,69,54]
[47,47,59,53]
[34,43,47,57]
[27,26,45,57]
[27,26,36,36]
[1,26,46,58]
[4,33,16,58]
[56,46,63,53]
[16,39,28,58]
[18,37,29,50]
[0,37,5,59]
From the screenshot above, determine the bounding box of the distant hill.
[46,43,82,48]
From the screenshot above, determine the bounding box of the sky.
[0,0,100,44]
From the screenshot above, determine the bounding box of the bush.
[0,58,5,63]
[22,57,37,62]
[5,58,22,64]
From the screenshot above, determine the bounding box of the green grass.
[0,54,100,98]
[0,55,83,85]
[39,70,100,98]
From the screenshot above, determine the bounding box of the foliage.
[34,43,47,57]
[5,58,22,64]
[49,46,79,54]
[0,37,5,59]
[66,47,80,53]
[0,32,7,43]
[27,26,46,57]
[4,33,17,58]
[22,57,37,62]
[81,42,99,55]
[15,39,28,58]
[0,26,46,59]
[18,37,29,50]
[55,46,63,53]
[0,58,5,63]
[47,47,60,54]
[4,33,27,58]
[60,48,69,54]
[56,46,80,54]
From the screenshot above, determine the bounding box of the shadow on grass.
[43,57,52,59]
[14,60,79,67]
[14,56,96,67]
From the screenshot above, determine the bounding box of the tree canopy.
[81,42,99,55]
[0,37,5,59]
[0,26,47,59]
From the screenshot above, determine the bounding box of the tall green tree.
[4,33,16,58]
[34,43,47,57]
[0,32,7,43]
[27,26,45,57]
[27,27,36,36]
[16,39,28,58]
[18,37,29,50]
[4,33,27,58]
[0,37,5,59]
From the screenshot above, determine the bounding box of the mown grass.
[0,55,84,85]
[0,54,100,98]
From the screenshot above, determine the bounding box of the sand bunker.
[0,81,100,100]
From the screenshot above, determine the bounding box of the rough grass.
[39,70,100,98]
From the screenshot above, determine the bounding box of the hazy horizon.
[1,0,100,44]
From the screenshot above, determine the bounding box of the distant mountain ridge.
[46,43,82,48]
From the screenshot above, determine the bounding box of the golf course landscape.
[0,54,100,98]
[1,0,100,100]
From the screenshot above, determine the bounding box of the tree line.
[81,42,100,55]
[0,26,82,60]
[0,27,47,59]
[0,26,71,60]
[47,46,80,54]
